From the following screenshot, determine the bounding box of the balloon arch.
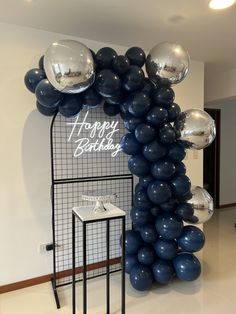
[25,40,215,292]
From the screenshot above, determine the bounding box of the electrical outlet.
[39,243,63,253]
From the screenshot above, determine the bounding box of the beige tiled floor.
[1,208,236,314]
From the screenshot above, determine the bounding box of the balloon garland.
[25,40,216,292]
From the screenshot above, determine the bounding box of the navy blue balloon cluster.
[25,45,205,292]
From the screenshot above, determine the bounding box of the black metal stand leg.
[83,222,87,314]
[121,217,126,314]
[51,278,61,309]
[72,214,76,314]
[106,220,110,314]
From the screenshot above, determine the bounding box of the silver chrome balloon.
[145,42,190,85]
[174,109,216,149]
[187,186,214,224]
[44,40,95,93]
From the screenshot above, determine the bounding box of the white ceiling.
[1,0,236,73]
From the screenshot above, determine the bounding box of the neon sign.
[67,111,122,157]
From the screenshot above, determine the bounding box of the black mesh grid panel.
[50,106,133,289]
[52,107,129,180]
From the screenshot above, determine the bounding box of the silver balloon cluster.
[174,109,216,149]
[145,42,190,85]
[44,40,95,93]
[187,186,214,224]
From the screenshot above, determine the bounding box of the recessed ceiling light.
[209,0,235,10]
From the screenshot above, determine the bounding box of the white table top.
[72,203,126,222]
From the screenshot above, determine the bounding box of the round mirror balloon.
[44,40,95,94]
[145,42,190,85]
[174,109,216,149]
[187,186,214,224]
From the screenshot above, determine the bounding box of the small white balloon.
[174,109,216,150]
[44,40,95,94]
[187,186,214,224]
[145,42,190,85]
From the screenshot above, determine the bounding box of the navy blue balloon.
[103,102,120,116]
[38,55,44,70]
[130,264,153,291]
[128,92,151,117]
[123,113,142,132]
[124,230,142,254]
[175,203,194,220]
[81,87,102,108]
[153,238,178,260]
[152,260,174,284]
[142,140,167,162]
[135,183,143,193]
[95,47,117,69]
[59,95,83,117]
[159,123,176,145]
[95,69,121,97]
[133,223,143,232]
[123,66,145,92]
[120,100,130,114]
[177,226,205,253]
[151,160,176,181]
[160,198,178,212]
[146,107,168,127]
[112,55,130,75]
[147,180,172,205]
[24,68,46,93]
[152,86,175,108]
[139,175,153,188]
[174,161,186,175]
[171,174,191,198]
[138,246,156,265]
[104,91,125,105]
[36,101,57,116]
[120,133,141,155]
[35,79,64,108]
[125,254,138,274]
[168,103,181,122]
[155,213,183,240]
[173,253,201,281]
[140,224,158,243]
[178,192,193,203]
[125,47,146,67]
[128,154,150,177]
[130,207,152,226]
[135,123,157,144]
[168,142,186,162]
[134,188,153,210]
[150,206,161,217]
[141,78,155,96]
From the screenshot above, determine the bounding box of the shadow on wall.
[21,109,52,231]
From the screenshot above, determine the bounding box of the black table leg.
[83,222,87,314]
[72,214,76,314]
[121,217,126,314]
[106,220,110,314]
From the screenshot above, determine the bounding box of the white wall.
[0,22,204,285]
[205,67,236,103]
[205,98,236,205]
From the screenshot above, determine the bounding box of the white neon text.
[67,111,121,157]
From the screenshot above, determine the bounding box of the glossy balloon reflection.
[186,186,214,224]
[44,40,95,93]
[145,42,190,85]
[174,109,216,149]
